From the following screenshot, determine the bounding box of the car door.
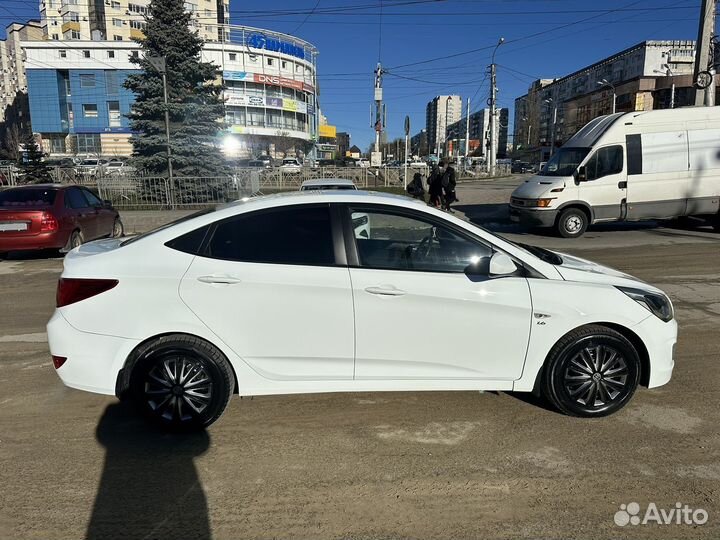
[179,204,355,381]
[81,187,114,237]
[344,204,533,380]
[577,145,626,222]
[64,187,97,239]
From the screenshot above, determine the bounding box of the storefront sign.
[319,124,336,138]
[254,73,305,92]
[247,33,306,60]
[223,71,254,82]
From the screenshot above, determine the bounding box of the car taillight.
[40,211,59,232]
[52,355,67,369]
[56,278,119,307]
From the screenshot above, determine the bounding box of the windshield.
[539,147,590,177]
[0,188,57,207]
[81,160,98,166]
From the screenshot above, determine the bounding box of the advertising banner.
[254,73,304,92]
[223,71,254,82]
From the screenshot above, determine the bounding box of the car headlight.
[616,286,674,322]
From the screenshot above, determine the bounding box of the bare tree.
[1,123,22,162]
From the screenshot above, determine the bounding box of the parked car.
[357,158,370,168]
[102,160,134,176]
[280,158,302,173]
[247,160,271,169]
[0,184,123,257]
[510,107,720,237]
[47,191,675,430]
[75,158,108,178]
[300,178,357,191]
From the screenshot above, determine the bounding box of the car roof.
[5,183,64,189]
[301,178,356,187]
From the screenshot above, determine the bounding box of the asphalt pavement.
[1,176,718,539]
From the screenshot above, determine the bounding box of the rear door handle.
[197,275,242,284]
[365,286,406,297]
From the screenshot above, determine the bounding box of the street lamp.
[543,98,558,158]
[654,64,676,109]
[597,78,616,114]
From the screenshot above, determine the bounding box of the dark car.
[0,184,123,257]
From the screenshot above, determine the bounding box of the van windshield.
[539,147,590,177]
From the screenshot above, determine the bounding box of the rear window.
[0,188,57,207]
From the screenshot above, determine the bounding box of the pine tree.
[20,131,52,184]
[124,0,227,178]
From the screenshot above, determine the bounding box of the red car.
[0,184,123,256]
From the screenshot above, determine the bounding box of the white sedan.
[47,191,676,430]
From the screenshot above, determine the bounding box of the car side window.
[585,145,623,180]
[82,188,103,206]
[350,208,492,273]
[65,187,90,209]
[206,205,335,266]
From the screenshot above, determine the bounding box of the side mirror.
[489,252,518,277]
[575,166,587,182]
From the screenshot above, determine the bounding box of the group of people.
[406,161,458,212]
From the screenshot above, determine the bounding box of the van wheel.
[542,325,641,417]
[130,335,234,431]
[556,208,588,238]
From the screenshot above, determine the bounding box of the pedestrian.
[406,172,425,201]
[427,164,443,208]
[441,160,458,212]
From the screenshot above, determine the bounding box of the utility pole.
[464,97,470,169]
[444,96,451,159]
[373,63,384,155]
[147,56,173,185]
[404,115,410,190]
[489,37,504,177]
[693,0,717,106]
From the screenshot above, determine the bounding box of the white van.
[509,107,720,237]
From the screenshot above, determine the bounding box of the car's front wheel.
[542,325,641,417]
[555,207,588,238]
[111,217,124,238]
[130,335,234,431]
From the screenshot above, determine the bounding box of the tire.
[712,213,720,232]
[130,334,234,431]
[556,207,588,238]
[64,230,83,252]
[111,217,124,238]
[542,325,641,417]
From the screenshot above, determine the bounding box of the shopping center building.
[21,26,323,159]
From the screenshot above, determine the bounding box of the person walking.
[441,160,458,212]
[427,164,443,208]
[406,172,425,201]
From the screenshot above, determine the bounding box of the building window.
[76,134,101,154]
[52,34,59,40]
[130,20,146,30]
[50,136,66,153]
[281,61,287,69]
[113,35,123,41]
[82,104,98,118]
[128,2,148,14]
[79,74,95,87]
[59,50,67,58]
[131,51,139,58]
[71,31,81,39]
[266,57,273,66]
[82,50,90,58]
[248,54,258,63]
[105,71,119,94]
[112,18,122,27]
[107,50,115,59]
[108,101,121,127]
[111,0,120,7]
[228,52,236,61]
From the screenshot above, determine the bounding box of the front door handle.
[197,275,242,284]
[365,286,406,297]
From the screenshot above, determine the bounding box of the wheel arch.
[115,331,240,399]
[555,201,594,224]
[531,321,651,394]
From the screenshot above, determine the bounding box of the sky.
[0,0,708,150]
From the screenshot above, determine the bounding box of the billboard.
[318,124,336,138]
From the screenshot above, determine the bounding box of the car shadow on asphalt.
[85,402,212,540]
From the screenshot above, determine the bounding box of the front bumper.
[509,206,558,228]
[632,315,677,388]
[47,310,139,396]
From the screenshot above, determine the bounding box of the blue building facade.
[27,68,137,155]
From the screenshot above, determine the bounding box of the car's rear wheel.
[65,230,83,252]
[542,325,641,417]
[555,207,588,238]
[130,335,234,431]
[111,217,124,238]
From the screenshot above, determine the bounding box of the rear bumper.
[632,315,677,388]
[0,230,67,252]
[47,310,139,395]
[509,206,558,227]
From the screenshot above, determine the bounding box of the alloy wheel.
[144,356,213,423]
[563,344,628,408]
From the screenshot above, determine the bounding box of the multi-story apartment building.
[39,0,229,42]
[446,108,509,158]
[0,20,44,123]
[425,95,461,156]
[513,40,703,161]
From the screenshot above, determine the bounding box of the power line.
[289,0,321,34]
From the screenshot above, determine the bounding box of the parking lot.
[1,176,719,539]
